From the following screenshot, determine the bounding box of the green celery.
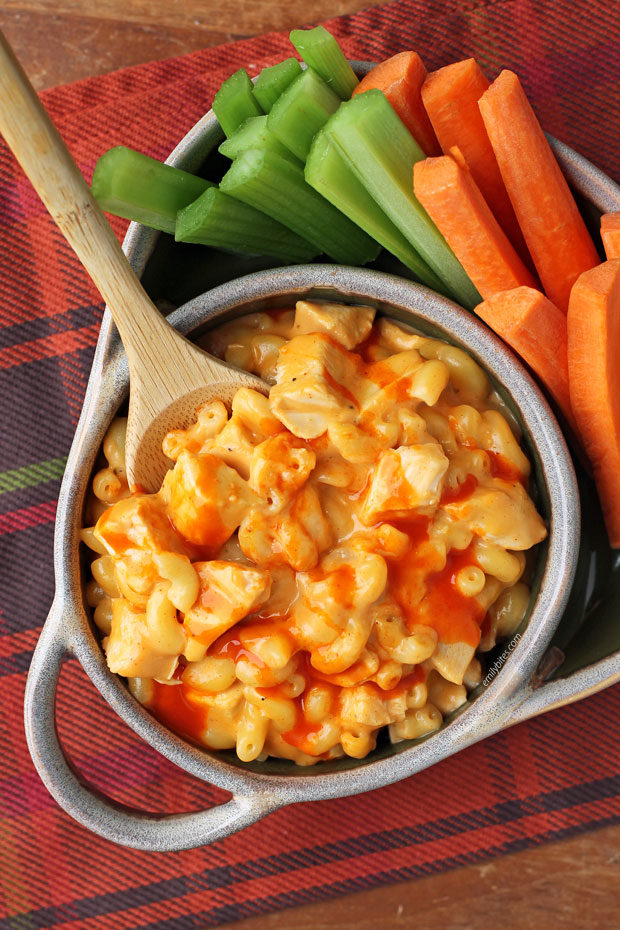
[306,129,447,292]
[267,67,340,161]
[219,116,302,166]
[289,26,358,100]
[213,69,264,137]
[321,90,481,308]
[175,188,318,263]
[91,146,213,234]
[253,58,302,112]
[219,147,380,265]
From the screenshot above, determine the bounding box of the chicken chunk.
[168,450,257,549]
[239,485,333,572]
[183,561,272,647]
[105,598,179,680]
[202,415,256,479]
[339,684,400,728]
[94,493,188,558]
[442,479,547,550]
[292,300,375,350]
[361,443,449,524]
[270,334,362,439]
[249,432,316,507]
[375,318,427,353]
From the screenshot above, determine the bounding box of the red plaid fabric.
[1,1,619,925]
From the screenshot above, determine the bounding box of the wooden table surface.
[2,2,618,926]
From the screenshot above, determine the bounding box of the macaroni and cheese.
[82,301,547,765]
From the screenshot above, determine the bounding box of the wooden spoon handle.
[0,30,169,357]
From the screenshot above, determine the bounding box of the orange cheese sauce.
[354,327,384,362]
[364,666,425,700]
[258,416,284,437]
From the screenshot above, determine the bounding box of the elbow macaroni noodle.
[82,302,547,765]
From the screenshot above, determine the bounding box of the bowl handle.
[24,611,281,851]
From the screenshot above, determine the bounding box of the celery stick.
[267,67,341,161]
[175,188,318,262]
[91,146,213,234]
[289,26,358,100]
[322,90,481,308]
[306,129,447,292]
[219,148,380,265]
[213,69,264,137]
[219,116,302,166]
[253,58,302,112]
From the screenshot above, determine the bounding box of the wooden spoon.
[0,32,268,492]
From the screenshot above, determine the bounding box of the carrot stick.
[421,58,529,262]
[413,149,537,300]
[479,70,600,313]
[475,286,573,425]
[353,51,441,155]
[601,213,620,260]
[567,260,620,546]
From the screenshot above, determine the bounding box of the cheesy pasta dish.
[82,301,547,765]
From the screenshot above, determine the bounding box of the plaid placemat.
[1,0,620,926]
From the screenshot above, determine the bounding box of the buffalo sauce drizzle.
[94,506,133,553]
[270,653,339,755]
[440,473,479,505]
[95,494,211,562]
[208,613,295,668]
[413,544,485,647]
[146,677,211,746]
[322,368,360,410]
[487,450,525,484]
[290,332,417,412]
[145,616,297,746]
[388,484,486,647]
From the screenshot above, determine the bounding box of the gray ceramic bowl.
[24,67,620,853]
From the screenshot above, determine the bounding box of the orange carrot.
[353,51,441,155]
[479,70,600,313]
[413,149,536,300]
[567,260,620,546]
[475,286,573,425]
[601,213,620,260]
[421,58,528,262]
